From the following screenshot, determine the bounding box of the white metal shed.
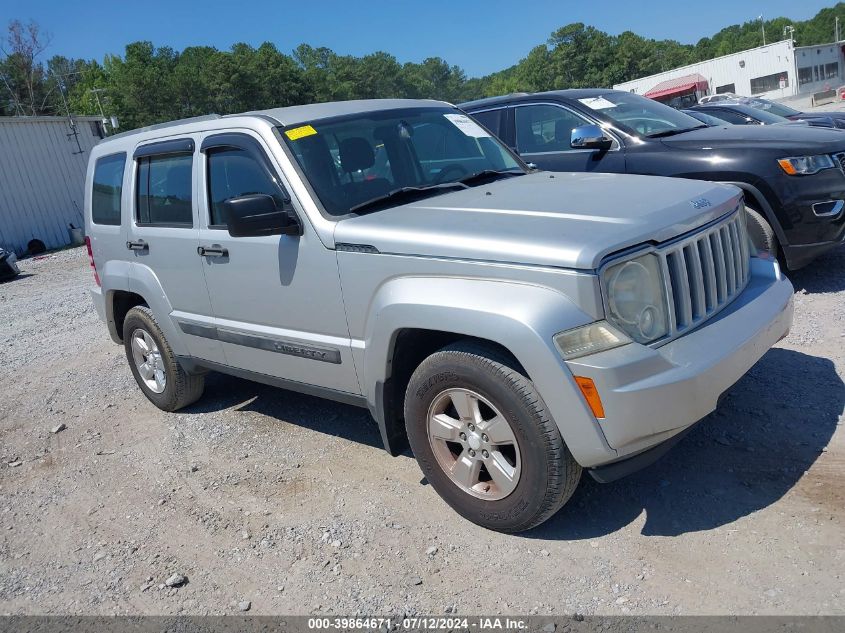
[0,115,104,254]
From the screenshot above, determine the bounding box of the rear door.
[196,129,360,395]
[510,103,626,173]
[126,137,225,363]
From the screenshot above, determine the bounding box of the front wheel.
[745,205,778,257]
[405,341,581,533]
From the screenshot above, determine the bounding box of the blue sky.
[5,0,838,77]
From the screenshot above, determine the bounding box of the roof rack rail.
[457,93,530,108]
[105,114,222,141]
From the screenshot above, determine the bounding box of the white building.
[613,39,845,104]
[795,41,844,94]
[0,116,105,254]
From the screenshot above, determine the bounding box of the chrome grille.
[834,152,845,174]
[660,208,750,337]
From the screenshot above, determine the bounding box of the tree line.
[2,3,844,130]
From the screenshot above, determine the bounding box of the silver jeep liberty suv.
[85,99,793,532]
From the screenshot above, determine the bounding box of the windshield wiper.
[349,183,468,214]
[646,126,706,138]
[457,169,525,186]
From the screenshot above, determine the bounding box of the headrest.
[339,137,375,172]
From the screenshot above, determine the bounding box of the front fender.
[362,276,617,466]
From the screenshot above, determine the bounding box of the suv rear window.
[136,154,193,226]
[91,153,126,226]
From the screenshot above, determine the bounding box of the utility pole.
[758,15,766,46]
[836,16,840,42]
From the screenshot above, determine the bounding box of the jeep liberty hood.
[334,172,741,270]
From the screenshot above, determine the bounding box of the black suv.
[461,90,845,269]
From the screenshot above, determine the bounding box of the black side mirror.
[224,194,301,238]
[570,125,613,151]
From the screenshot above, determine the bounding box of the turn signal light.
[776,159,797,176]
[574,376,605,419]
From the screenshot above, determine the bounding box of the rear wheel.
[123,306,204,411]
[405,341,581,533]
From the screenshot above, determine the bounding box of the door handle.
[197,245,229,258]
[126,240,148,251]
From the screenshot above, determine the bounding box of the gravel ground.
[0,245,843,616]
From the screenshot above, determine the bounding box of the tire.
[745,205,778,256]
[404,341,581,533]
[123,306,205,411]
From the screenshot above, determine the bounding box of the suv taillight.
[85,236,101,286]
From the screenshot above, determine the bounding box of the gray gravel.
[0,245,843,616]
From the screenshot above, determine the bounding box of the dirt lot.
[0,246,843,616]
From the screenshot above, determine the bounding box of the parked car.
[681,109,733,126]
[85,100,793,532]
[461,89,845,269]
[690,102,809,126]
[0,248,20,280]
[719,96,845,130]
[698,93,740,104]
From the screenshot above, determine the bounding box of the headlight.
[602,253,669,344]
[554,321,629,360]
[777,155,835,176]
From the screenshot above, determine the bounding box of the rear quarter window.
[469,109,503,137]
[91,153,127,226]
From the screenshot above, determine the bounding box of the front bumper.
[566,257,793,467]
[777,168,845,268]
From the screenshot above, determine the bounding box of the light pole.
[783,25,795,42]
[89,88,119,134]
[758,15,766,46]
[89,88,107,119]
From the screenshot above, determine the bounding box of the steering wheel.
[431,163,469,184]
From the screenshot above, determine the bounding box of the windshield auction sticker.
[444,113,490,138]
[285,124,318,140]
[578,96,617,110]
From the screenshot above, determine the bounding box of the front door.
[511,103,627,173]
[196,130,360,395]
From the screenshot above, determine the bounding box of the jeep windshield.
[578,93,706,138]
[281,107,525,216]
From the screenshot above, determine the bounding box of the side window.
[136,154,193,226]
[515,104,590,154]
[706,109,753,125]
[470,109,503,137]
[92,153,126,226]
[206,149,288,227]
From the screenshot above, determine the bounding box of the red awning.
[644,73,709,99]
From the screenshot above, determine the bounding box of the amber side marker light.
[776,159,797,176]
[574,376,605,419]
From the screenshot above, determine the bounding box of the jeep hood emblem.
[690,198,712,209]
